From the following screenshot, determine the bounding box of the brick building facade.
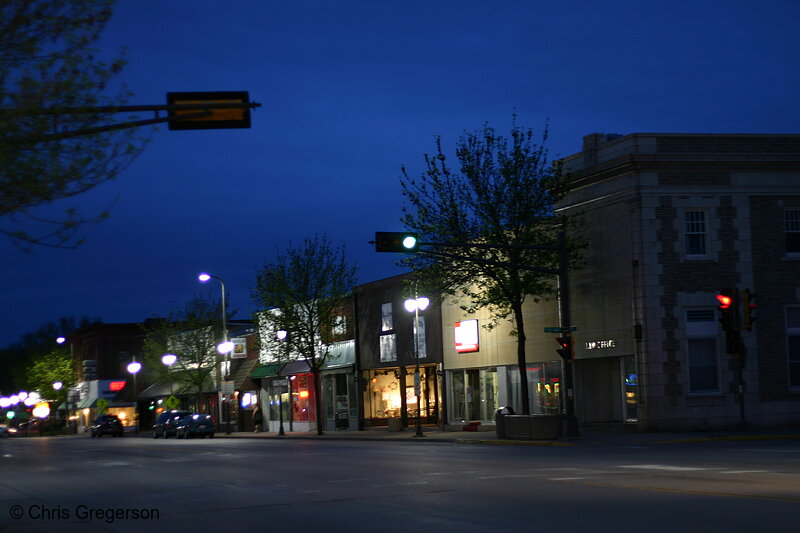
[559,133,800,431]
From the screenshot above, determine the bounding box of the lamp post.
[126,360,142,434]
[55,336,73,429]
[276,330,288,436]
[404,295,429,438]
[198,272,233,434]
[52,381,63,424]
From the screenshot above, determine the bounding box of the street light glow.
[198,273,212,283]
[217,341,235,354]
[56,336,66,344]
[53,381,63,391]
[161,353,177,366]
[404,296,430,313]
[402,235,418,249]
[127,361,142,374]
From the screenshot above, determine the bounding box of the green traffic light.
[374,231,420,253]
[402,235,417,249]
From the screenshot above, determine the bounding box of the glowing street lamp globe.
[161,354,177,366]
[127,361,142,374]
[217,341,235,354]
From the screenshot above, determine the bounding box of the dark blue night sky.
[2,0,799,346]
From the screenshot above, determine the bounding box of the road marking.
[549,477,587,481]
[619,464,710,471]
[718,470,767,474]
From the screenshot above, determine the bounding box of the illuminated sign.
[108,381,127,392]
[454,319,479,353]
[585,339,616,350]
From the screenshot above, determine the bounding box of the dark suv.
[153,410,192,438]
[90,414,124,437]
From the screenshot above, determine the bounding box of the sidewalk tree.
[400,120,583,415]
[252,234,357,435]
[142,296,230,412]
[0,0,145,251]
[26,348,75,410]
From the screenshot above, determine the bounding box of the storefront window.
[508,363,561,415]
[290,374,315,422]
[449,368,498,422]
[363,370,402,422]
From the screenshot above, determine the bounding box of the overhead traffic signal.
[555,335,573,360]
[374,232,419,253]
[742,289,757,331]
[716,290,738,331]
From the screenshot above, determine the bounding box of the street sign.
[220,381,235,395]
[164,395,180,410]
[96,398,108,413]
[272,379,289,387]
[167,91,253,130]
[544,326,577,333]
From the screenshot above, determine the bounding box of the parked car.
[152,410,192,438]
[0,425,18,438]
[90,414,124,437]
[175,414,215,439]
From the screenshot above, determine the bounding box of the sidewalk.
[212,426,800,447]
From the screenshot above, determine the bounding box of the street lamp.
[275,330,288,436]
[404,295,429,438]
[162,353,177,395]
[198,272,233,434]
[127,360,142,434]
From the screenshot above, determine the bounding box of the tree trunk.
[513,302,530,415]
[312,366,324,435]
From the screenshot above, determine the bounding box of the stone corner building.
[559,133,800,431]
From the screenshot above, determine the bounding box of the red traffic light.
[555,336,573,360]
[716,294,733,309]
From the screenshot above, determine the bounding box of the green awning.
[250,362,285,379]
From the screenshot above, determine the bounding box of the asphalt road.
[1,435,799,532]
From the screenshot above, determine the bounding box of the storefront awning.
[231,357,258,389]
[279,359,312,376]
[250,362,285,379]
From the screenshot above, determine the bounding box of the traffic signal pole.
[718,289,750,432]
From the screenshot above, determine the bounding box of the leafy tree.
[0,316,96,394]
[0,0,145,251]
[141,296,229,412]
[26,349,75,410]
[400,120,583,415]
[252,234,357,435]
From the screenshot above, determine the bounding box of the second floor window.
[786,209,800,254]
[685,211,707,256]
[381,303,393,331]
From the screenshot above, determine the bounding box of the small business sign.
[220,381,235,395]
[454,319,479,353]
[230,337,247,359]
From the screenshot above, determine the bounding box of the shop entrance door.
[324,373,350,430]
